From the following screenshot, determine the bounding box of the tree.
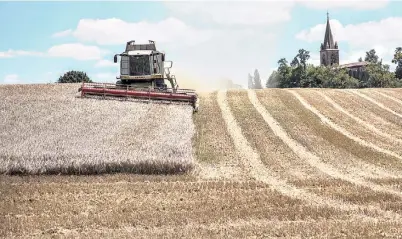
[358,57,363,62]
[58,70,92,83]
[364,62,396,88]
[277,58,292,88]
[290,65,303,87]
[247,73,254,89]
[288,49,310,87]
[253,69,263,89]
[278,58,288,69]
[296,49,310,70]
[303,64,326,88]
[364,49,379,64]
[392,47,402,79]
[272,47,401,89]
[266,70,280,88]
[290,57,299,68]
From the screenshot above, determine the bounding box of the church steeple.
[323,11,335,49]
[320,11,339,66]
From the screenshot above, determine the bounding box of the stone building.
[320,12,339,66]
[320,13,368,72]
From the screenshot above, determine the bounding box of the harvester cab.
[113,40,176,91]
[79,40,199,112]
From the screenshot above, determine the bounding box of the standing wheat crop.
[0,83,195,175]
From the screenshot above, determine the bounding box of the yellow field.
[1,85,402,238]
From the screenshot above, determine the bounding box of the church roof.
[323,12,335,49]
[338,61,369,69]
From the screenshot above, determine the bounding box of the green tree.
[364,62,396,88]
[277,58,292,88]
[290,57,299,68]
[319,67,358,88]
[289,65,303,87]
[266,70,280,88]
[253,69,263,89]
[58,70,92,83]
[272,47,402,89]
[392,47,402,79]
[364,49,379,63]
[289,49,310,87]
[358,57,363,62]
[296,49,310,70]
[303,64,325,88]
[336,68,359,88]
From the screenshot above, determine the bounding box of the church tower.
[320,12,339,66]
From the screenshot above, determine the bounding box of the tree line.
[260,47,402,89]
[248,69,264,89]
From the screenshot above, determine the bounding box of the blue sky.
[1,1,401,89]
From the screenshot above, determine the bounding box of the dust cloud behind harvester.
[171,68,244,93]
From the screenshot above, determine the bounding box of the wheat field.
[0,84,194,175]
[1,84,402,238]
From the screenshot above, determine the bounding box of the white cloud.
[52,29,72,38]
[1,43,107,61]
[297,17,402,65]
[164,1,388,27]
[65,17,215,46]
[296,17,402,48]
[50,15,278,87]
[309,53,321,66]
[340,50,366,63]
[47,43,107,60]
[165,28,277,89]
[164,2,295,26]
[165,0,389,26]
[44,0,391,88]
[95,59,116,67]
[7,1,389,87]
[3,74,21,84]
[340,48,396,70]
[0,50,43,58]
[300,0,389,10]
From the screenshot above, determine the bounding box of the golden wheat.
[2,86,402,238]
[0,83,195,175]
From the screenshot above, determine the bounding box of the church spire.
[320,11,339,66]
[323,11,335,49]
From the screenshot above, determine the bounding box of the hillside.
[2,84,402,238]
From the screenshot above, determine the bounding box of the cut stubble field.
[1,84,402,238]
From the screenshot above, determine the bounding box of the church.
[319,13,368,72]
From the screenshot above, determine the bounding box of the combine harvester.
[79,40,199,112]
